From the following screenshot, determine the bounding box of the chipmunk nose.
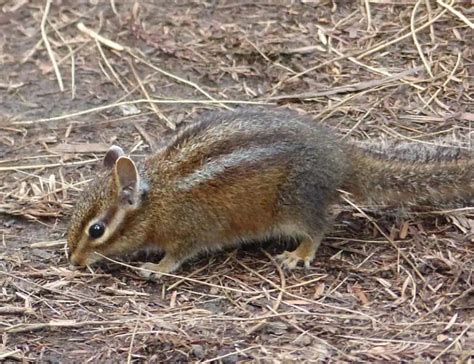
[69,254,83,267]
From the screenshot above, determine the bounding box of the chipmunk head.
[67,146,148,267]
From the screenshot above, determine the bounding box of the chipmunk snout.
[69,247,90,267]
[69,247,102,267]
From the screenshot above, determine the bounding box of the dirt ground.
[1,0,473,362]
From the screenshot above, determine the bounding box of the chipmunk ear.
[114,156,141,207]
[103,146,125,169]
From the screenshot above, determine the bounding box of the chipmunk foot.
[276,237,318,270]
[277,250,314,269]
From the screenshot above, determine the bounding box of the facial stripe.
[102,205,118,224]
[74,205,126,254]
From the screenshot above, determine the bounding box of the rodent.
[66,107,473,279]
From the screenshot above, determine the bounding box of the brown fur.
[66,107,473,278]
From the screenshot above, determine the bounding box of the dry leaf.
[314,282,325,298]
[443,313,458,332]
[350,283,370,305]
[399,221,409,239]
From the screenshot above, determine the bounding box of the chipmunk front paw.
[138,254,181,281]
[139,262,164,281]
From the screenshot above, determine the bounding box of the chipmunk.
[66,107,473,279]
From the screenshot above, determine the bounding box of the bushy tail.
[344,141,473,207]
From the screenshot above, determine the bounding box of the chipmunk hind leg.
[275,211,332,270]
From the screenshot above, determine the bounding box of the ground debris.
[0,0,472,362]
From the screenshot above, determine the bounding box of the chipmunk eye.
[88,222,105,239]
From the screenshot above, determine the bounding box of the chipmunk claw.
[139,263,163,281]
[276,250,312,270]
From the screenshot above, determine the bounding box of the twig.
[245,37,296,74]
[343,88,395,138]
[97,254,258,295]
[263,250,286,312]
[96,40,129,92]
[340,194,427,284]
[41,0,64,91]
[364,0,372,32]
[47,19,75,99]
[267,305,352,360]
[0,271,114,308]
[13,99,272,125]
[269,53,351,94]
[245,250,286,335]
[0,158,98,172]
[166,265,209,291]
[126,308,141,364]
[411,0,433,77]
[423,51,462,109]
[0,351,22,360]
[268,66,423,101]
[76,22,124,51]
[357,2,451,59]
[30,240,66,248]
[129,50,233,111]
[76,21,231,110]
[430,324,471,363]
[3,320,116,334]
[128,58,175,129]
[133,123,158,151]
[272,3,449,93]
[326,35,425,91]
[0,306,34,315]
[232,257,377,322]
[425,0,436,42]
[201,346,260,363]
[436,0,474,29]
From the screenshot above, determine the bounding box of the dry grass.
[1,0,473,362]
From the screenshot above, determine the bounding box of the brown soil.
[1,1,472,362]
